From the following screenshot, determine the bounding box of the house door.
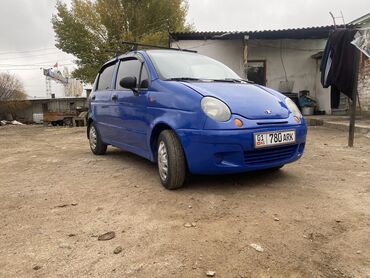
[247,60,266,86]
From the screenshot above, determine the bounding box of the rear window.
[97,63,115,91]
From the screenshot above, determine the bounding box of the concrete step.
[332,108,348,116]
[306,116,370,138]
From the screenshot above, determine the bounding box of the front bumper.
[176,124,307,174]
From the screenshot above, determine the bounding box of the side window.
[97,63,115,91]
[116,59,149,90]
[140,66,149,89]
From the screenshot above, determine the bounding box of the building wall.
[358,57,370,112]
[247,39,331,113]
[175,38,332,114]
[14,98,87,123]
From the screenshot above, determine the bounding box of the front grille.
[256,121,288,125]
[244,144,297,165]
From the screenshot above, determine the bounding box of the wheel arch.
[149,122,173,160]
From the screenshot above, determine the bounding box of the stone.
[184,223,192,228]
[113,246,123,254]
[59,243,72,249]
[33,265,41,270]
[98,231,116,241]
[250,243,264,252]
[274,217,280,221]
[206,270,216,277]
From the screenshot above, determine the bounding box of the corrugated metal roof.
[171,25,352,40]
[349,13,370,25]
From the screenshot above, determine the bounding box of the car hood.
[182,82,289,120]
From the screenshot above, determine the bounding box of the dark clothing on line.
[330,85,341,109]
[320,29,357,99]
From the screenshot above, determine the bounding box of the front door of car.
[91,61,117,142]
[109,57,150,153]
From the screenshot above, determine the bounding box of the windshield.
[147,50,241,80]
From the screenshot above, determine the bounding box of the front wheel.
[157,130,187,190]
[88,122,107,155]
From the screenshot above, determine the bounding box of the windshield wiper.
[211,78,254,84]
[165,77,202,82]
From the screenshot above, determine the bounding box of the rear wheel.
[89,122,107,155]
[157,130,186,190]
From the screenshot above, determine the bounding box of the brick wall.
[358,56,370,111]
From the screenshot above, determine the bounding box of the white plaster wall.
[174,38,332,114]
[247,39,331,113]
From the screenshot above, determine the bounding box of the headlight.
[285,97,302,118]
[201,97,231,122]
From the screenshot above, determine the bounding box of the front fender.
[145,80,207,160]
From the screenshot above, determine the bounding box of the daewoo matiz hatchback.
[88,49,306,189]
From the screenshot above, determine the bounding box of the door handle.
[111,94,118,101]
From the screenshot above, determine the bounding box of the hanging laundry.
[330,85,341,109]
[320,29,357,99]
[351,29,370,58]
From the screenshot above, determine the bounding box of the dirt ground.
[0,125,369,278]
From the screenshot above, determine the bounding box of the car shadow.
[185,169,296,192]
[106,147,155,168]
[105,147,298,192]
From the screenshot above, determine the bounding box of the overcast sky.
[0,0,368,98]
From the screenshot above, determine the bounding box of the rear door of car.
[90,61,117,142]
[109,56,150,153]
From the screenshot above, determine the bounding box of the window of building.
[247,60,266,86]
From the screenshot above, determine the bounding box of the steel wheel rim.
[158,141,168,181]
[89,126,97,150]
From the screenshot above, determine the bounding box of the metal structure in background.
[45,76,52,98]
[329,11,346,29]
[42,67,68,98]
[41,67,83,98]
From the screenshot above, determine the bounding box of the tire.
[157,130,186,189]
[88,122,107,155]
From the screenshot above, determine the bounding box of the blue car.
[88,49,306,189]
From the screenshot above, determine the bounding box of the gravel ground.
[0,125,369,278]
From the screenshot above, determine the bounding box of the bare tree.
[0,73,29,120]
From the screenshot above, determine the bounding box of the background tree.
[52,0,193,83]
[0,73,29,120]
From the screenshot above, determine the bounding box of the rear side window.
[116,59,149,90]
[97,63,115,91]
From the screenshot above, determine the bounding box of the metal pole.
[348,50,360,147]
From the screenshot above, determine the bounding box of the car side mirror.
[120,76,137,90]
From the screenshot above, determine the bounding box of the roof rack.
[122,41,197,53]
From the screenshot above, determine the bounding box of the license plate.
[254,130,296,148]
